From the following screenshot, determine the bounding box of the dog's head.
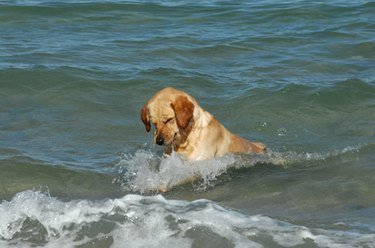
[141,88,195,148]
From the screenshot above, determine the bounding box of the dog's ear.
[171,96,194,129]
[140,103,151,132]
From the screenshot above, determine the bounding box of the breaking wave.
[1,190,373,248]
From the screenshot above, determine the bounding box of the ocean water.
[0,0,374,247]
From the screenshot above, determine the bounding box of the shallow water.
[1,0,374,247]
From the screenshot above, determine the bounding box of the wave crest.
[114,145,363,193]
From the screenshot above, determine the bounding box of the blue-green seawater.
[0,1,374,247]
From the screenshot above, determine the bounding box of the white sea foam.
[0,190,373,248]
[114,145,363,193]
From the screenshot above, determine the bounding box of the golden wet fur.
[141,87,266,161]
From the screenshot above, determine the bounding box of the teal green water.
[0,1,374,247]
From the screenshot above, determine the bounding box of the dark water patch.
[0,157,120,200]
[272,79,372,110]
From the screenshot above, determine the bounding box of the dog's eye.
[164,118,173,124]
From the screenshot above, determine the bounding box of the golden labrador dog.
[141,87,266,161]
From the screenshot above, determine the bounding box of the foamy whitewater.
[1,189,374,248]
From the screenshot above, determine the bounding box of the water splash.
[113,144,363,193]
[114,150,237,193]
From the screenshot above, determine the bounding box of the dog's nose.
[156,136,164,146]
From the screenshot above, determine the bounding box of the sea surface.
[1,0,374,247]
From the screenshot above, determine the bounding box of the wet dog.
[141,87,266,161]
